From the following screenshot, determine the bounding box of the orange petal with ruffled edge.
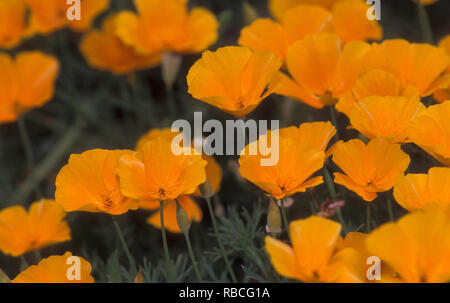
[279,121,336,152]
[265,236,300,280]
[274,71,323,108]
[12,252,94,283]
[0,0,26,48]
[268,0,337,20]
[25,0,67,34]
[0,54,17,123]
[68,0,109,31]
[146,195,202,233]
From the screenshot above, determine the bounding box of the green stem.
[323,167,348,233]
[183,232,202,282]
[20,255,29,271]
[366,204,372,233]
[280,198,291,239]
[112,217,137,276]
[33,250,41,263]
[159,201,173,282]
[205,197,237,283]
[386,198,394,222]
[416,1,434,44]
[329,106,340,141]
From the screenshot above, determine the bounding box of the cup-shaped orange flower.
[187,46,282,117]
[366,211,450,283]
[238,5,332,60]
[347,95,425,143]
[0,199,70,257]
[0,51,59,123]
[117,137,207,201]
[239,131,325,199]
[336,69,420,115]
[407,101,450,166]
[265,216,365,282]
[0,0,27,48]
[332,138,410,201]
[25,0,109,35]
[115,0,218,55]
[394,167,450,212]
[80,14,161,74]
[275,33,370,108]
[55,149,139,215]
[12,252,94,283]
[363,39,450,97]
[433,35,450,103]
[141,195,202,233]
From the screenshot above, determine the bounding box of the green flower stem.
[416,1,434,44]
[183,231,202,282]
[323,167,347,233]
[159,201,173,282]
[280,198,291,240]
[386,197,395,222]
[33,250,41,263]
[112,217,137,276]
[366,204,372,233]
[205,196,237,283]
[329,105,340,141]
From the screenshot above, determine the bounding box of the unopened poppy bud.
[199,179,214,199]
[176,200,191,234]
[267,197,282,235]
[162,52,182,91]
[134,267,144,283]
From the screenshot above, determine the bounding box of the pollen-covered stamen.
[158,188,167,199]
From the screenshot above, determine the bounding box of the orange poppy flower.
[0,199,70,257]
[55,149,139,215]
[0,0,27,48]
[275,33,370,108]
[336,69,420,116]
[12,252,94,283]
[0,51,59,123]
[363,39,450,97]
[141,195,202,233]
[366,211,450,283]
[115,0,218,55]
[347,95,425,143]
[187,46,282,117]
[407,101,450,166]
[239,131,325,199]
[265,216,365,282]
[268,0,337,20]
[117,137,207,201]
[394,167,450,213]
[433,35,450,103]
[332,138,410,201]
[238,5,332,60]
[25,0,109,35]
[80,14,161,74]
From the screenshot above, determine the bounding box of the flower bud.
[199,179,214,199]
[134,267,144,283]
[162,52,182,91]
[176,200,191,234]
[267,197,282,235]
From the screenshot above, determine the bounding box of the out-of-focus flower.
[12,252,94,283]
[141,195,202,233]
[394,167,450,212]
[337,69,420,116]
[80,14,161,74]
[268,0,338,20]
[0,51,59,123]
[407,101,450,166]
[265,216,365,282]
[239,131,325,199]
[187,46,282,117]
[363,39,450,97]
[412,0,438,5]
[332,138,410,201]
[366,211,450,282]
[115,0,218,55]
[0,0,27,48]
[0,200,70,257]
[55,149,139,215]
[433,35,450,103]
[275,33,370,108]
[25,0,109,35]
[347,95,425,143]
[117,137,207,201]
[238,5,332,60]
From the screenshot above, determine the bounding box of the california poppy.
[347,95,425,143]
[239,131,325,199]
[12,252,94,283]
[0,0,26,48]
[394,167,450,212]
[366,211,450,282]
[0,51,59,123]
[275,33,370,108]
[55,149,139,215]
[0,200,70,257]
[332,138,410,201]
[433,35,450,103]
[187,46,282,117]
[80,14,161,74]
[115,0,218,55]
[238,5,332,60]
[407,101,450,166]
[269,0,338,20]
[265,216,365,282]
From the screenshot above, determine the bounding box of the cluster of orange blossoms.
[1,0,450,283]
